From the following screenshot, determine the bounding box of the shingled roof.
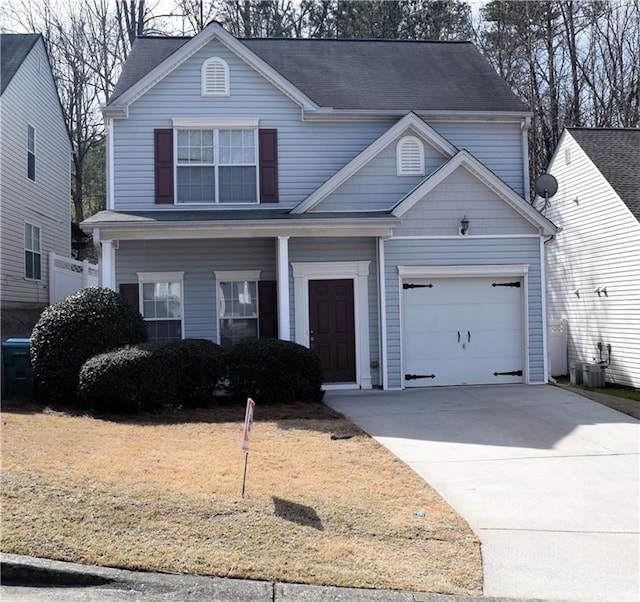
[109,34,527,114]
[568,128,640,221]
[1,33,40,95]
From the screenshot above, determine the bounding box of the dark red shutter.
[154,129,174,204]
[258,280,278,338]
[259,129,278,203]
[119,283,140,312]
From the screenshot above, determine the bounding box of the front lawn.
[1,401,481,595]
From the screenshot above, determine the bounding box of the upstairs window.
[202,57,229,97]
[397,135,424,176]
[176,128,257,204]
[27,125,36,181]
[24,223,41,280]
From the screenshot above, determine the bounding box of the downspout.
[106,116,115,210]
[377,236,388,390]
[541,234,550,383]
[522,116,531,201]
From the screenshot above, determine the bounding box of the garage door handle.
[468,331,471,343]
[457,331,460,343]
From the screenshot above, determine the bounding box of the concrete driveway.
[324,385,639,602]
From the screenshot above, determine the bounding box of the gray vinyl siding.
[112,39,527,213]
[311,134,448,212]
[0,39,71,308]
[116,238,277,342]
[432,121,525,196]
[384,237,544,389]
[112,39,393,211]
[288,237,380,386]
[542,133,640,389]
[394,167,538,237]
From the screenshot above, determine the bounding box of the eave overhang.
[81,214,399,241]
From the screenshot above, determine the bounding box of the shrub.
[30,287,148,406]
[226,339,324,404]
[79,339,227,414]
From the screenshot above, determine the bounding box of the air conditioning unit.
[570,362,586,385]
[582,363,606,388]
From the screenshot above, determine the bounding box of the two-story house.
[82,22,556,390]
[541,128,640,389]
[0,33,72,336]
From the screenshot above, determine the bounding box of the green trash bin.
[2,338,33,399]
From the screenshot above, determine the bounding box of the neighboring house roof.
[109,32,527,114]
[567,128,640,220]
[1,33,40,95]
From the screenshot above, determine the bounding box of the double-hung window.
[137,272,184,341]
[176,127,257,204]
[24,223,41,280]
[215,271,260,347]
[27,125,36,181]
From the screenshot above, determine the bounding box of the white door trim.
[398,264,530,387]
[291,261,371,389]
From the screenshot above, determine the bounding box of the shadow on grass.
[272,497,324,531]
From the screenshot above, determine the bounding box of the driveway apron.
[324,385,640,602]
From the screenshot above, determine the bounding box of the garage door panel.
[402,276,523,387]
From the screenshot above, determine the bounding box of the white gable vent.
[397,135,425,176]
[202,57,230,97]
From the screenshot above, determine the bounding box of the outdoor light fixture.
[459,216,470,236]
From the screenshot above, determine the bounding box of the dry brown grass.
[1,400,481,595]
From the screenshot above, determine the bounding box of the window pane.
[219,318,258,348]
[177,166,215,203]
[147,320,181,342]
[219,166,256,203]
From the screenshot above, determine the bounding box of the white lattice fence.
[49,252,99,304]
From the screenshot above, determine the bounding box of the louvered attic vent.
[397,135,425,176]
[202,57,230,97]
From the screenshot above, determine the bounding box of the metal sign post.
[241,398,255,498]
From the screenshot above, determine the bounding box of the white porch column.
[276,236,291,341]
[100,240,116,290]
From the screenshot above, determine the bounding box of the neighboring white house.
[0,33,72,335]
[540,128,640,389]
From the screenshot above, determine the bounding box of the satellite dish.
[534,173,558,199]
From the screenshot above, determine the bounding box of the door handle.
[468,331,471,343]
[457,331,461,343]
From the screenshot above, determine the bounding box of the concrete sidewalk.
[1,553,548,602]
[324,385,640,602]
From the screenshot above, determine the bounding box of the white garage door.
[402,276,524,387]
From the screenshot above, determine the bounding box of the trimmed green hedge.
[78,339,227,414]
[226,338,324,404]
[30,287,148,406]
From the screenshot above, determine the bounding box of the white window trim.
[214,270,261,347]
[24,222,42,281]
[27,124,36,181]
[396,135,425,176]
[136,271,185,339]
[173,126,259,206]
[201,57,230,97]
[291,261,372,390]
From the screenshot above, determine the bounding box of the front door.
[309,279,356,383]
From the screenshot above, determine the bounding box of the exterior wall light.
[459,216,470,236]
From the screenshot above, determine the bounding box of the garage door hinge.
[405,373,436,380]
[403,283,433,290]
[493,370,523,376]
[492,281,521,288]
